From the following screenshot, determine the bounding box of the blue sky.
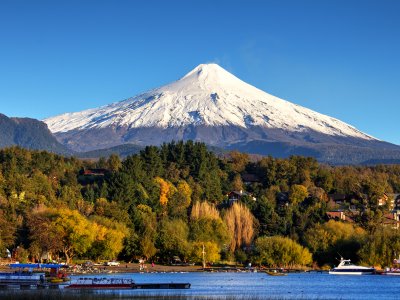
[0,0,399,144]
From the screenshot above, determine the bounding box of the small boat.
[383,256,400,275]
[383,270,400,276]
[329,258,375,275]
[266,270,287,276]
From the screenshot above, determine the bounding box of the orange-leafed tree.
[154,177,176,206]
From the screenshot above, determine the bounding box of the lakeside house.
[382,212,400,229]
[326,211,353,222]
[379,193,400,211]
[328,193,347,206]
[326,194,400,229]
[78,168,110,184]
[82,168,108,176]
[241,173,261,186]
[394,194,400,210]
[328,193,361,211]
[226,190,256,206]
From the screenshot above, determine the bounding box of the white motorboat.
[329,258,375,275]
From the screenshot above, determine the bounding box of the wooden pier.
[0,281,191,290]
[133,282,191,289]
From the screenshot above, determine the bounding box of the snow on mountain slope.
[44,63,375,141]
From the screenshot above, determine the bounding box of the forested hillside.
[0,113,71,155]
[1,142,400,268]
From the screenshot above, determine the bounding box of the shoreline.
[0,262,203,275]
[0,262,325,274]
[87,263,202,274]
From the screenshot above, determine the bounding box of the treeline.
[1,142,400,268]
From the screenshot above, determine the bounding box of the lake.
[2,272,400,299]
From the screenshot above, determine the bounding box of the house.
[327,211,345,221]
[274,192,290,208]
[382,212,400,229]
[241,173,261,186]
[326,211,354,223]
[377,194,387,207]
[328,193,347,206]
[226,190,256,206]
[387,193,400,211]
[82,168,108,176]
[395,194,400,211]
[328,193,363,211]
[78,168,110,184]
[376,193,400,210]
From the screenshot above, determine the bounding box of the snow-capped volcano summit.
[44,64,400,163]
[45,63,373,140]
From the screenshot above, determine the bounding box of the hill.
[0,113,72,155]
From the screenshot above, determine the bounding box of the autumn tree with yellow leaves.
[255,236,312,267]
[154,177,176,206]
[190,201,230,249]
[224,202,256,253]
[168,180,192,218]
[27,207,128,263]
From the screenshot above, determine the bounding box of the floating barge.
[0,272,46,289]
[65,278,190,290]
[1,277,191,290]
[65,277,134,289]
[0,263,68,289]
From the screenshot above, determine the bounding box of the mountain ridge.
[0,113,72,155]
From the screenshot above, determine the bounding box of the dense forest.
[1,142,400,269]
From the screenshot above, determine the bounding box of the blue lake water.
[2,272,400,299]
[67,272,400,299]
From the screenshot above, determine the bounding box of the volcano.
[44,64,400,164]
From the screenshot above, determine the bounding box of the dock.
[1,263,190,290]
[133,282,191,289]
[0,281,191,290]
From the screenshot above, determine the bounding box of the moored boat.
[0,263,71,289]
[266,270,287,276]
[383,257,400,275]
[383,270,400,276]
[329,258,375,275]
[0,271,46,285]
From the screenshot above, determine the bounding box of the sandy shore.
[0,262,202,274]
[93,263,202,274]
